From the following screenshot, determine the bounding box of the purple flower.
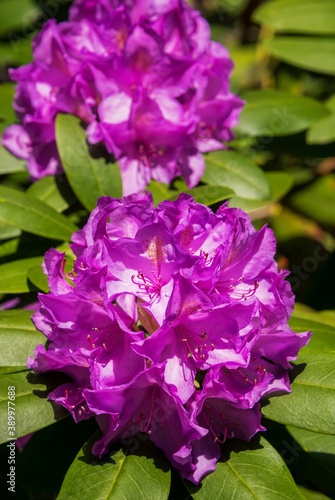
[28,193,311,483]
[3,0,243,193]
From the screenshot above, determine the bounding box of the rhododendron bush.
[0,1,334,499]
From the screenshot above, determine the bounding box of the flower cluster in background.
[28,193,311,483]
[2,0,243,194]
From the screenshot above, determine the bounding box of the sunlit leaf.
[185,436,305,500]
[57,432,171,500]
[203,150,271,200]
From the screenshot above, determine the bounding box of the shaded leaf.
[289,174,335,227]
[0,371,68,443]
[56,114,122,212]
[0,185,77,240]
[253,0,335,35]
[263,37,335,75]
[185,436,305,500]
[57,432,171,500]
[297,485,332,500]
[287,426,335,475]
[0,310,44,367]
[236,90,330,137]
[26,176,74,213]
[203,150,271,200]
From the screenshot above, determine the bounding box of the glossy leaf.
[0,185,77,240]
[262,349,335,434]
[236,90,330,137]
[253,0,335,35]
[27,176,74,213]
[264,308,335,435]
[263,37,335,75]
[289,174,335,227]
[185,436,305,500]
[0,256,43,294]
[307,113,335,145]
[57,432,171,500]
[0,310,44,367]
[203,150,271,200]
[0,371,68,443]
[287,426,335,475]
[56,114,122,212]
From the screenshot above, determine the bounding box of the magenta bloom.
[2,0,243,193]
[28,193,311,483]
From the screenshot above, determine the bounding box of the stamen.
[176,324,213,362]
[131,270,162,301]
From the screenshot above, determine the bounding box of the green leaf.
[289,174,335,226]
[56,114,122,212]
[236,90,330,137]
[253,0,335,35]
[0,37,33,68]
[287,426,335,475]
[0,256,43,294]
[297,485,332,500]
[0,84,17,124]
[263,37,335,75]
[0,221,21,241]
[0,0,40,37]
[184,436,305,500]
[27,264,49,293]
[0,371,68,443]
[26,176,74,213]
[171,181,234,206]
[0,239,20,259]
[262,347,335,434]
[307,113,335,144]
[228,171,293,213]
[57,432,171,500]
[0,310,44,367]
[203,151,271,200]
[146,181,171,207]
[0,144,26,175]
[0,185,78,240]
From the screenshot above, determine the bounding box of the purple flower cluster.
[28,193,311,483]
[2,0,243,194]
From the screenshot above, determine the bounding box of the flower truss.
[2,0,243,194]
[28,192,311,484]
